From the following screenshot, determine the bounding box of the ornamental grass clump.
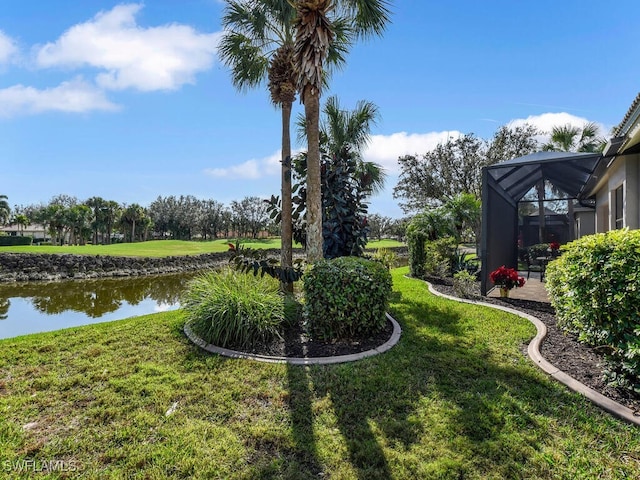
[303,256,392,340]
[182,268,285,349]
[546,229,640,392]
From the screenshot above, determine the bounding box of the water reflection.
[0,271,203,339]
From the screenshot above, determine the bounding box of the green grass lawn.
[0,238,405,257]
[1,267,637,479]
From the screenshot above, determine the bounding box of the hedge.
[0,236,33,246]
[546,229,640,392]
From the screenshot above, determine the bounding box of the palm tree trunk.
[281,101,294,292]
[304,85,323,262]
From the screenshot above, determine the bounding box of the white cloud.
[0,30,18,64]
[0,77,119,117]
[507,112,609,144]
[205,150,287,180]
[35,3,220,91]
[363,130,463,174]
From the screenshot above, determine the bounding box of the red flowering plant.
[489,265,526,290]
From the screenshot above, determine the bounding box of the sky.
[1,1,639,219]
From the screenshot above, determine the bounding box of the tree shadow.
[278,281,617,478]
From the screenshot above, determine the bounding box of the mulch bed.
[425,275,640,415]
[220,318,395,359]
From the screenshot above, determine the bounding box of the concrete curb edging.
[184,312,402,365]
[420,278,640,426]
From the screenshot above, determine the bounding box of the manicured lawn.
[0,238,404,257]
[1,267,637,478]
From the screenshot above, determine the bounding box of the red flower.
[490,265,526,290]
[550,242,560,251]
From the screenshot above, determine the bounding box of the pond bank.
[0,246,408,283]
[0,251,236,283]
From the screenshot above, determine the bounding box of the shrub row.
[546,229,640,392]
[0,236,33,246]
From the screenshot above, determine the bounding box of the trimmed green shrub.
[424,237,457,276]
[407,229,427,277]
[182,268,285,349]
[546,229,640,392]
[303,256,393,340]
[0,236,33,246]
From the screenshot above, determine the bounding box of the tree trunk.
[303,85,323,262]
[281,101,294,292]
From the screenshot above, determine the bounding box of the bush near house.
[303,256,392,340]
[546,229,640,392]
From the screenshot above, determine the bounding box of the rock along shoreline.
[0,251,236,283]
[0,246,408,283]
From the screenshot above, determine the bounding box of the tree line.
[2,194,277,245]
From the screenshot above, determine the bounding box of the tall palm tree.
[219,0,298,291]
[0,195,10,225]
[293,0,392,261]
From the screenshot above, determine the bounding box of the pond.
[0,271,203,340]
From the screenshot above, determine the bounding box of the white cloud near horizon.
[0,77,119,117]
[363,131,463,174]
[0,30,18,64]
[35,3,220,92]
[205,111,610,183]
[507,112,610,143]
[205,150,283,180]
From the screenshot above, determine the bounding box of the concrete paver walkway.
[487,271,549,303]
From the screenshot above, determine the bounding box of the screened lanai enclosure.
[480,151,602,295]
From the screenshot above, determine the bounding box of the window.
[615,184,624,230]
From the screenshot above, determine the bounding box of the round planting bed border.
[418,276,640,426]
[184,313,402,365]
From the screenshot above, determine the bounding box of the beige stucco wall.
[592,154,640,232]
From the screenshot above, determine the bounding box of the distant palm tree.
[542,122,605,153]
[13,214,29,235]
[293,0,392,261]
[539,121,605,243]
[0,195,10,225]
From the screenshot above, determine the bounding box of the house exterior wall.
[591,154,640,233]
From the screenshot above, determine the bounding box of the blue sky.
[1,1,639,219]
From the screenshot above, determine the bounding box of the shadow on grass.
[275,276,613,478]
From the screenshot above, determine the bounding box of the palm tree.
[542,122,605,153]
[120,204,146,243]
[13,214,29,235]
[540,122,605,243]
[219,0,298,291]
[294,95,387,257]
[293,0,392,261]
[297,94,387,196]
[0,195,10,225]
